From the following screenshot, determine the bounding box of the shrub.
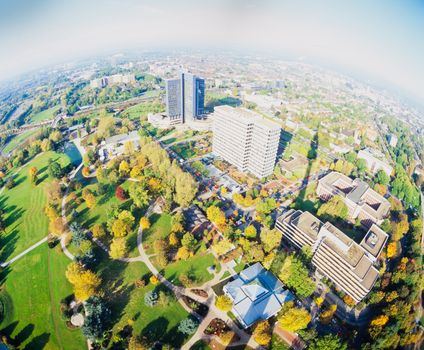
[144,290,158,307]
[178,318,198,335]
[115,186,127,201]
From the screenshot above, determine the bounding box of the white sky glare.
[0,0,423,102]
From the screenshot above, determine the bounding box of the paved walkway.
[0,236,49,267]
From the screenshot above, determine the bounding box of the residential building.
[357,148,393,176]
[212,105,281,178]
[89,74,135,89]
[165,72,205,123]
[387,133,398,147]
[317,171,390,227]
[276,209,388,303]
[223,263,294,328]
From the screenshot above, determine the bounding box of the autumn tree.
[92,223,106,238]
[128,183,150,208]
[29,166,38,184]
[278,307,311,332]
[309,334,347,350]
[65,262,101,301]
[139,217,150,230]
[317,195,348,221]
[253,320,271,346]
[109,237,128,259]
[260,228,282,252]
[206,205,226,228]
[215,295,233,311]
[175,246,191,260]
[49,217,65,236]
[386,241,397,258]
[319,304,337,324]
[244,224,257,239]
[119,160,130,177]
[279,256,315,298]
[115,186,127,201]
[181,232,197,251]
[174,171,197,207]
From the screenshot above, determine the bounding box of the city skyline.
[0,0,423,104]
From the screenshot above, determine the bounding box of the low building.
[98,130,140,162]
[317,171,390,227]
[357,148,393,177]
[276,209,388,303]
[223,263,294,328]
[147,112,181,129]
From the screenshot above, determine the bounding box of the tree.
[144,290,159,307]
[46,180,62,203]
[174,172,197,208]
[128,336,149,350]
[112,219,127,237]
[319,304,337,324]
[128,183,150,208]
[278,307,311,332]
[253,320,271,346]
[181,232,197,251]
[371,314,389,327]
[279,256,315,298]
[49,217,65,236]
[175,246,191,260]
[206,205,226,228]
[115,186,127,201]
[65,262,101,301]
[212,238,232,256]
[169,232,179,246]
[119,160,130,176]
[376,169,390,185]
[309,334,347,350]
[244,224,257,239]
[92,223,105,238]
[97,116,115,138]
[29,166,38,184]
[81,296,111,341]
[387,241,397,258]
[374,183,387,196]
[84,192,96,209]
[260,228,282,252]
[139,217,150,230]
[109,238,128,259]
[215,295,233,311]
[317,195,348,221]
[48,159,63,179]
[178,318,198,335]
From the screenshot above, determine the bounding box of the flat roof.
[360,224,389,258]
[291,211,323,241]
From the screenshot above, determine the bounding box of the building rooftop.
[223,263,294,328]
[214,105,281,130]
[360,224,389,259]
[290,210,323,241]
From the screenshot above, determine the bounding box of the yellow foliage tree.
[278,307,311,332]
[110,237,128,259]
[168,232,179,246]
[343,295,356,307]
[139,217,150,230]
[206,205,226,227]
[119,160,130,176]
[215,295,233,311]
[92,224,105,238]
[84,192,96,209]
[175,246,191,260]
[49,217,65,237]
[320,304,337,324]
[371,314,389,327]
[314,296,324,306]
[150,275,159,285]
[112,219,127,237]
[253,320,271,346]
[387,241,397,258]
[65,262,101,301]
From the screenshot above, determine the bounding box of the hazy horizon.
[1,0,423,104]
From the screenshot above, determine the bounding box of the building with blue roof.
[223,263,295,328]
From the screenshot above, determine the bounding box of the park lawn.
[142,213,172,255]
[94,250,192,347]
[122,100,164,120]
[30,105,61,124]
[171,144,197,160]
[0,151,72,261]
[2,129,39,155]
[159,252,218,287]
[0,245,86,350]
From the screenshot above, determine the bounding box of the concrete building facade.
[276,209,388,303]
[357,148,393,177]
[317,172,390,227]
[212,105,281,178]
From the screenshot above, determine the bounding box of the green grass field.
[122,99,164,120]
[142,213,173,255]
[1,151,72,261]
[30,105,61,124]
[2,129,39,155]
[94,249,192,347]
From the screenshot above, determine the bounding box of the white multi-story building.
[276,209,388,303]
[357,148,393,177]
[387,134,398,147]
[212,105,281,178]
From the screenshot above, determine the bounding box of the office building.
[165,72,205,123]
[276,209,388,303]
[223,263,294,328]
[357,148,393,177]
[165,78,183,123]
[212,105,281,178]
[317,172,390,227]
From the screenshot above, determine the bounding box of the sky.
[0,0,423,102]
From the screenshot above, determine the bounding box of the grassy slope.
[30,105,60,123]
[142,213,172,255]
[2,130,38,155]
[1,151,71,261]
